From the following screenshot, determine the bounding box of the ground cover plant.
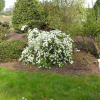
[0,39,26,62]
[0,67,100,100]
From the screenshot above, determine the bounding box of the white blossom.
[21,25,28,31]
[19,27,75,68]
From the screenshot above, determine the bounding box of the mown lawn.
[0,15,12,22]
[0,67,100,100]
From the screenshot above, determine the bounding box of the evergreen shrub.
[12,0,45,33]
[0,39,26,62]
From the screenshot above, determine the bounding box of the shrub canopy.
[19,28,74,68]
[12,0,45,33]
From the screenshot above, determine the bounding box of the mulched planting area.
[0,30,100,76]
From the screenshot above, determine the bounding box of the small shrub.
[0,25,10,43]
[21,19,55,33]
[19,27,74,68]
[0,39,26,62]
[0,21,10,29]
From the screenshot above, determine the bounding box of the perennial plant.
[19,26,74,68]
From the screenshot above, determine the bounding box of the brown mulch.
[0,30,100,76]
[6,31,27,42]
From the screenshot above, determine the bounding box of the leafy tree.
[0,0,5,12]
[42,0,86,34]
[93,0,100,20]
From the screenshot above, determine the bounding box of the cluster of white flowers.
[19,26,74,68]
[21,25,28,31]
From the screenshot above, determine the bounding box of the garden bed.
[0,30,100,76]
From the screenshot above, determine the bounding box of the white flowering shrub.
[19,27,74,68]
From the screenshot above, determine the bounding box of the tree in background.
[40,0,59,19]
[41,0,86,35]
[93,0,100,20]
[0,0,5,12]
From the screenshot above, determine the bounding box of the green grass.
[0,15,12,22]
[0,67,100,100]
[0,39,26,62]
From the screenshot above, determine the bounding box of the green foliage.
[20,19,49,33]
[0,39,26,62]
[2,7,13,16]
[20,19,55,33]
[44,0,86,35]
[40,0,56,19]
[0,26,6,42]
[81,6,100,58]
[27,19,48,31]
[0,25,10,43]
[0,0,5,12]
[93,0,100,20]
[19,28,73,68]
[0,21,10,29]
[82,6,100,37]
[12,0,45,33]
[2,12,12,16]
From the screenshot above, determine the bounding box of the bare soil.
[0,30,100,76]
